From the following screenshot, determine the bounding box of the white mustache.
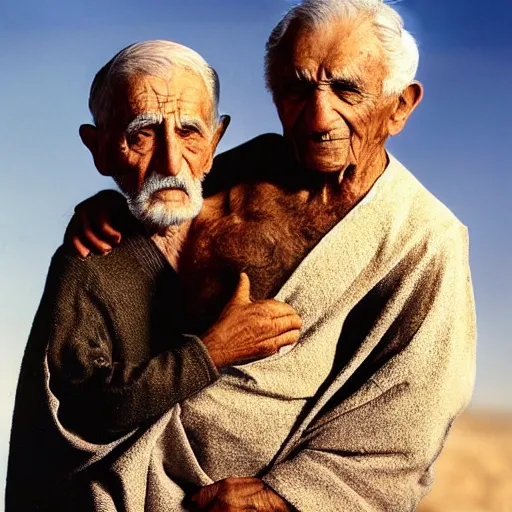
[126,169,204,228]
[137,172,199,201]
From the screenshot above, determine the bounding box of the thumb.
[231,272,251,305]
[190,482,221,508]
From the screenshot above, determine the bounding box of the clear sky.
[0,0,510,498]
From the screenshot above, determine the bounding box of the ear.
[388,81,424,136]
[202,115,231,175]
[211,114,230,150]
[79,124,111,176]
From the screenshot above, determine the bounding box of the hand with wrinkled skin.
[64,189,127,257]
[63,192,302,368]
[188,477,293,512]
[203,273,301,368]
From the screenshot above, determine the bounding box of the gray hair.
[265,0,419,97]
[89,40,220,130]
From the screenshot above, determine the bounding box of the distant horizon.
[464,406,512,418]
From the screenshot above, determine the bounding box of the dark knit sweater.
[45,228,218,442]
[6,224,219,510]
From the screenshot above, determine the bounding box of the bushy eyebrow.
[124,112,209,137]
[293,68,364,93]
[125,112,164,136]
[293,68,316,84]
[177,115,209,137]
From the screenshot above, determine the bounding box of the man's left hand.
[188,477,293,511]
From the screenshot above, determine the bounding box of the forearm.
[52,334,219,442]
[46,247,220,443]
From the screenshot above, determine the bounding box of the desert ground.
[417,411,512,512]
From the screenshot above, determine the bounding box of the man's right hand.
[202,273,302,368]
[64,190,129,257]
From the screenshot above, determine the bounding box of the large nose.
[304,87,339,134]
[154,129,183,177]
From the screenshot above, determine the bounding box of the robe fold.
[6,153,476,511]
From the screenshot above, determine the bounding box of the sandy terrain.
[417,411,512,512]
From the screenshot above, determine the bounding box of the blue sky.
[1,0,511,497]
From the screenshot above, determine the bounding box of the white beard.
[121,169,204,229]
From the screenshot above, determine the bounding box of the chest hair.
[178,181,350,334]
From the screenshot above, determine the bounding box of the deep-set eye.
[178,125,201,137]
[284,80,315,97]
[126,132,141,146]
[126,128,156,148]
[330,80,362,104]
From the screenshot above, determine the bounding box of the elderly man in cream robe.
[8,0,476,511]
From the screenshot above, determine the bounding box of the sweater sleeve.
[46,248,219,443]
[262,225,476,511]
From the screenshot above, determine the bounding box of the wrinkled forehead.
[111,70,213,125]
[280,17,387,86]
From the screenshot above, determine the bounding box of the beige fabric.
[41,154,475,511]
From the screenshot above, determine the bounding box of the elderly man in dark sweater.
[6,40,301,511]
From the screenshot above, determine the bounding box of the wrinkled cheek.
[347,122,366,163]
[114,167,138,196]
[185,150,211,180]
[349,130,382,166]
[276,101,302,137]
[112,153,146,195]
[346,110,373,162]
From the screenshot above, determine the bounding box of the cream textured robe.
[9,154,476,511]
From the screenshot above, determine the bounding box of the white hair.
[89,40,220,129]
[265,0,419,96]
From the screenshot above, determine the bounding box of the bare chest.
[178,182,343,332]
